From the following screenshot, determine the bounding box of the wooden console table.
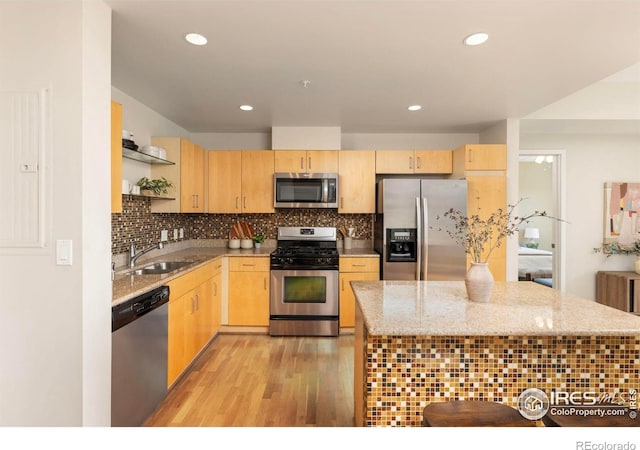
[596,271,640,315]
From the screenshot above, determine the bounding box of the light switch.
[179,228,184,239]
[56,239,72,266]
[161,230,168,241]
[173,229,178,240]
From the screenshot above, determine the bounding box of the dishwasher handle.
[112,285,170,332]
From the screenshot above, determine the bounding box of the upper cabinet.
[111,101,123,213]
[149,137,205,213]
[208,150,274,214]
[338,150,376,214]
[274,150,338,173]
[454,144,507,171]
[375,150,452,174]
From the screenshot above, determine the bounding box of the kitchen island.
[352,280,640,426]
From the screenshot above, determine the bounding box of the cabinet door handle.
[416,157,421,169]
[236,196,239,209]
[300,157,304,170]
[352,264,366,267]
[264,277,267,290]
[308,156,311,171]
[340,197,344,209]
[341,278,344,291]
[409,156,413,170]
[242,263,256,267]
[214,282,217,296]
[244,196,247,209]
[468,148,473,163]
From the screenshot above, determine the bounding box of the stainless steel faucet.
[129,242,164,267]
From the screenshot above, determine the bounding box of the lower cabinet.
[339,257,379,328]
[167,260,221,387]
[228,256,270,326]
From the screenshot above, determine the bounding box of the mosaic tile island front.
[352,281,640,427]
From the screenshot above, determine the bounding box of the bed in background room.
[518,246,553,282]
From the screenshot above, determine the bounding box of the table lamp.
[524,227,540,248]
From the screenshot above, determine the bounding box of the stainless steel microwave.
[274,173,338,208]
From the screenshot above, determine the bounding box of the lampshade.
[524,228,540,239]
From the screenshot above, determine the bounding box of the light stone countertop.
[112,243,379,306]
[351,280,640,336]
[112,246,273,306]
[338,248,379,257]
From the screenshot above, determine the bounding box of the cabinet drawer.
[228,256,270,272]
[167,261,214,300]
[339,257,379,273]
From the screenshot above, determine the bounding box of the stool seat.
[422,400,536,427]
[543,410,639,427]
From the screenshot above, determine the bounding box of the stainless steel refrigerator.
[374,178,468,281]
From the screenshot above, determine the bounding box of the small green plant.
[252,233,265,244]
[136,177,174,196]
[594,239,640,257]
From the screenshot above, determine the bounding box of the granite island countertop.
[351,280,640,336]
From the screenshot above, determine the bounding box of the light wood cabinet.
[212,262,223,332]
[339,257,379,328]
[149,137,205,213]
[228,257,270,326]
[338,150,376,213]
[274,150,338,173]
[111,100,123,213]
[452,144,507,281]
[455,144,507,171]
[208,150,274,213]
[166,261,218,386]
[376,150,452,174]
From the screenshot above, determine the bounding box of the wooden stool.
[422,401,537,427]
[543,410,639,427]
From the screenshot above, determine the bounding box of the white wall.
[341,132,478,149]
[520,132,640,300]
[193,132,271,150]
[0,1,111,426]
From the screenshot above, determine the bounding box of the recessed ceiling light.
[185,33,207,46]
[239,105,254,111]
[408,105,422,111]
[463,32,489,46]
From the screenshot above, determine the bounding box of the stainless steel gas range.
[269,227,339,337]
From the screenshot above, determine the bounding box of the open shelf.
[122,147,175,165]
[123,193,175,201]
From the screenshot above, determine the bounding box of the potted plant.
[136,177,174,196]
[594,239,640,274]
[434,198,560,302]
[252,233,265,249]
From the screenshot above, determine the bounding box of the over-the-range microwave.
[273,173,338,208]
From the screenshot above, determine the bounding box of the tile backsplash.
[112,195,374,255]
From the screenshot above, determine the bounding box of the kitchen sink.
[126,261,191,276]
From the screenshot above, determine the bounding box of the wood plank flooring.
[145,334,355,427]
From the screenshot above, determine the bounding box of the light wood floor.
[145,334,355,427]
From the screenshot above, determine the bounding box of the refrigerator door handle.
[422,197,429,280]
[415,197,422,281]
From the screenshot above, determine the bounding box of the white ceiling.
[108,0,640,134]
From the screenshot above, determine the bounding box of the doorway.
[518,150,566,291]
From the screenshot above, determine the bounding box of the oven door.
[270,269,339,317]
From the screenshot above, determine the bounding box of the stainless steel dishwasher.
[111,285,169,427]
